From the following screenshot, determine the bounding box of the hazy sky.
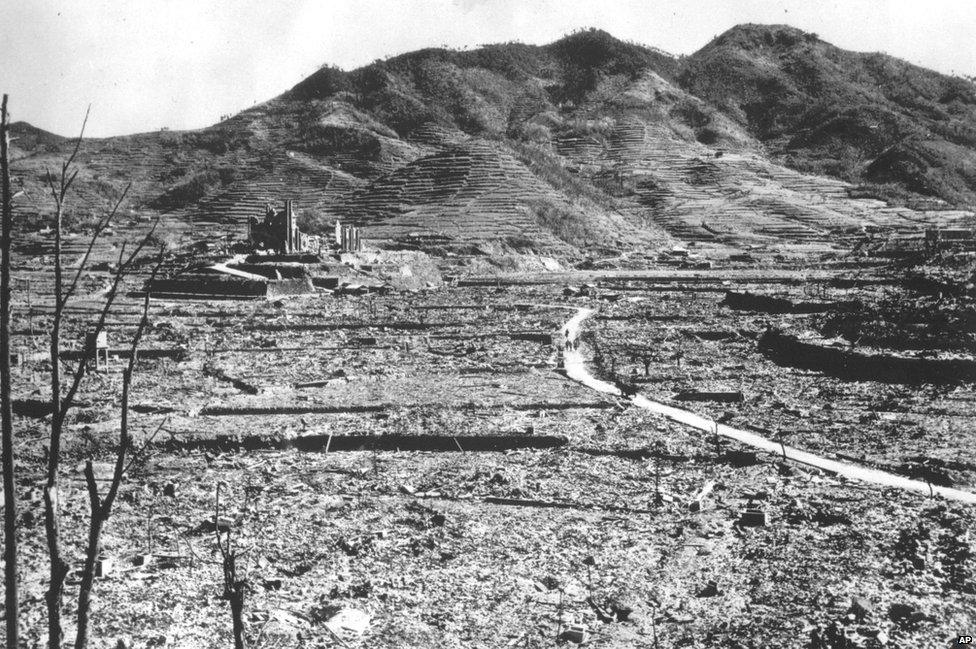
[3,0,975,137]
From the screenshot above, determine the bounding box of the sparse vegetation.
[682,23,976,204]
[292,124,382,157]
[149,167,239,210]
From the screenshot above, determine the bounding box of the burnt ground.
[5,268,976,649]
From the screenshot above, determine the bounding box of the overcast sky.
[3,0,975,137]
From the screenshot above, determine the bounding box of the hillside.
[7,26,976,260]
[7,121,66,161]
[682,24,976,207]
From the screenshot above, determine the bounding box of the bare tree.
[40,108,147,649]
[74,255,162,649]
[215,484,250,649]
[1,92,20,649]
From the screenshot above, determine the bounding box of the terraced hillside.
[682,24,976,207]
[8,26,976,262]
[548,112,973,252]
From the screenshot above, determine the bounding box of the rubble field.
[6,268,976,649]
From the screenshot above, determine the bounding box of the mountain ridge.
[8,25,976,259]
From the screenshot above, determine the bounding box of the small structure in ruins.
[249,200,312,254]
[144,198,390,299]
[86,330,109,370]
[335,220,362,253]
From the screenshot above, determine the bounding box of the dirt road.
[561,307,976,504]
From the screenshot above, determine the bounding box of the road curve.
[561,307,976,505]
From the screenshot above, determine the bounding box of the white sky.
[2,0,975,137]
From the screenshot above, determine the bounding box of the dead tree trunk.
[73,257,160,649]
[43,108,89,649]
[215,485,249,649]
[1,92,20,649]
[40,106,141,649]
[224,554,248,649]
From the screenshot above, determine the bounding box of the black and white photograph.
[2,1,976,647]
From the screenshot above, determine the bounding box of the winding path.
[561,307,976,505]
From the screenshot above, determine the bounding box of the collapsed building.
[248,200,308,255]
[146,200,366,298]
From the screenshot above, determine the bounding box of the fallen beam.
[198,401,617,416]
[721,290,858,314]
[674,390,744,403]
[57,347,187,362]
[203,364,261,395]
[157,433,569,453]
[758,329,976,384]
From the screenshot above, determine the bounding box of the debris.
[759,328,976,384]
[146,633,171,647]
[728,253,756,263]
[667,611,695,624]
[688,480,716,512]
[739,501,768,527]
[131,554,152,567]
[489,471,509,485]
[722,290,859,314]
[887,602,917,623]
[96,555,113,578]
[154,553,182,569]
[203,362,262,394]
[264,609,306,645]
[189,516,235,535]
[723,450,759,467]
[589,595,634,622]
[560,623,588,643]
[887,602,929,629]
[324,608,371,639]
[318,495,347,510]
[18,509,37,528]
[675,390,744,403]
[337,535,372,557]
[696,580,720,597]
[608,597,634,622]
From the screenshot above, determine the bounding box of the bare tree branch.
[122,415,169,477]
[42,104,106,649]
[57,218,159,424]
[73,246,162,649]
[58,182,131,313]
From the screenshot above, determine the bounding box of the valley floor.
[6,268,976,648]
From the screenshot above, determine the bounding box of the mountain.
[682,24,976,206]
[7,122,66,161]
[7,26,975,260]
